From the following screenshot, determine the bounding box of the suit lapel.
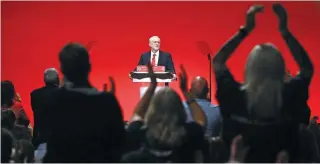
[158,51,163,66]
[146,51,151,64]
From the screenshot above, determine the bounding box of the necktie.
[151,54,156,66]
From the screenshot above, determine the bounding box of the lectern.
[130,66,175,98]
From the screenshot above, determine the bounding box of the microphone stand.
[207,54,212,102]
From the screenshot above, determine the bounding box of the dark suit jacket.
[136,50,176,74]
[43,86,125,162]
[30,85,58,147]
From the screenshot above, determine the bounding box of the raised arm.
[213,5,264,74]
[179,65,207,127]
[273,3,314,79]
[103,77,116,95]
[130,62,157,122]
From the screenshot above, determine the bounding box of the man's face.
[149,38,160,51]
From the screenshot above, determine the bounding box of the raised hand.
[103,83,107,92]
[311,116,319,123]
[229,135,250,163]
[108,77,115,94]
[245,5,264,32]
[102,77,116,94]
[147,62,157,86]
[276,150,289,163]
[15,93,22,102]
[179,65,188,92]
[273,3,288,32]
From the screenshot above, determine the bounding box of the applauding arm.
[179,65,207,127]
[213,5,264,74]
[130,63,157,122]
[273,3,314,79]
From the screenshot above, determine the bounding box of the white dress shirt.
[150,50,160,66]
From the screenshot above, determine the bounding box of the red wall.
[2,2,320,125]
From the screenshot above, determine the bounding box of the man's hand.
[273,3,288,33]
[147,62,157,87]
[179,65,188,92]
[245,5,264,32]
[103,76,116,94]
[276,150,289,163]
[310,116,319,125]
[103,83,107,92]
[108,77,115,94]
[229,135,250,163]
[15,93,22,102]
[129,72,133,79]
[172,74,177,80]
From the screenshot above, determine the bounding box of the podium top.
[133,72,168,74]
[137,65,165,72]
[130,71,174,80]
[133,78,173,83]
[131,65,175,83]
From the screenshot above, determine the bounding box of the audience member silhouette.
[30,68,60,162]
[43,43,125,162]
[212,3,314,162]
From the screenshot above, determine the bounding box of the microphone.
[207,54,211,60]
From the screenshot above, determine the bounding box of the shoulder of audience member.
[208,104,221,113]
[98,92,122,109]
[30,87,43,94]
[99,91,117,99]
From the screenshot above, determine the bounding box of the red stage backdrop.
[2,2,320,125]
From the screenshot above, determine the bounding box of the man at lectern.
[134,36,176,77]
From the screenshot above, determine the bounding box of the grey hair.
[44,68,59,85]
[144,87,187,149]
[149,36,160,43]
[242,43,285,119]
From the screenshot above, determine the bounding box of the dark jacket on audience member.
[43,86,125,163]
[216,70,310,162]
[30,85,59,147]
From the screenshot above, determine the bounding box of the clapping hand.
[15,93,22,102]
[311,116,318,124]
[276,150,289,163]
[245,5,264,32]
[179,65,188,93]
[147,62,157,87]
[229,135,250,163]
[273,3,288,33]
[103,77,116,94]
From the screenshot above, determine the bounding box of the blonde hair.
[145,87,187,149]
[242,43,285,119]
